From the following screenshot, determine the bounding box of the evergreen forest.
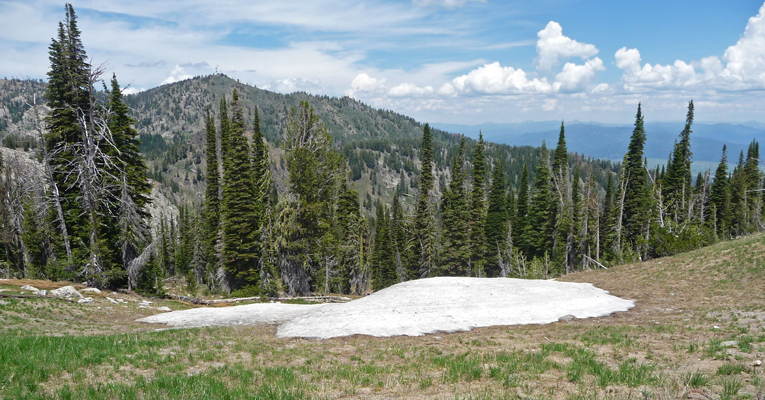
[0,5,763,297]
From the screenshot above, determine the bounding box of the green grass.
[682,371,708,388]
[717,363,750,376]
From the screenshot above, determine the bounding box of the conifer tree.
[484,160,507,277]
[506,185,516,230]
[220,90,260,290]
[281,100,343,295]
[45,4,91,270]
[622,104,650,250]
[441,137,469,276]
[107,75,151,284]
[513,163,530,255]
[468,133,487,275]
[413,123,436,278]
[551,125,570,273]
[664,101,694,224]
[526,142,553,260]
[600,173,614,259]
[203,109,220,280]
[372,206,396,290]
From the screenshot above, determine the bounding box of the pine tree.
[622,104,650,251]
[525,142,553,260]
[441,136,469,276]
[413,123,436,278]
[664,101,694,224]
[220,89,260,290]
[372,205,396,290]
[513,163,530,255]
[550,124,570,273]
[468,133,487,276]
[107,75,151,284]
[484,160,507,277]
[203,109,220,281]
[552,122,568,180]
[281,100,344,295]
[600,173,614,259]
[45,4,91,270]
[506,185,516,230]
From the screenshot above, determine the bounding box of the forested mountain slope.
[0,75,620,213]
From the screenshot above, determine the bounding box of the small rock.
[753,360,762,367]
[50,286,84,299]
[156,306,172,312]
[558,314,576,322]
[0,300,8,305]
[117,299,127,303]
[713,326,721,330]
[81,288,101,294]
[20,285,39,291]
[721,340,738,348]
[36,290,47,296]
[78,297,93,304]
[106,297,119,304]
[141,300,152,304]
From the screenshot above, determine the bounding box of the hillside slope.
[0,76,620,214]
[2,233,765,399]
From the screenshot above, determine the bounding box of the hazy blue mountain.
[434,120,760,162]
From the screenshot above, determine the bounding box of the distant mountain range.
[432,121,763,163]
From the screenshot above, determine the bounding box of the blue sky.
[2,0,765,125]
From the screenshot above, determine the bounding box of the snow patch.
[139,277,634,339]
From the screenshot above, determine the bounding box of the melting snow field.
[138,277,635,339]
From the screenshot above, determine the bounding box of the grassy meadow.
[2,233,765,399]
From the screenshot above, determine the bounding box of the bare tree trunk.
[29,99,73,264]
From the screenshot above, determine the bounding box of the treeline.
[367,102,765,290]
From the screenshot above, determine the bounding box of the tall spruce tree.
[484,160,508,277]
[708,146,729,235]
[413,123,436,278]
[468,133,487,276]
[203,109,221,280]
[441,136,469,276]
[664,101,694,224]
[551,124,570,273]
[220,90,260,290]
[526,142,553,261]
[107,75,151,286]
[600,173,614,259]
[622,104,650,250]
[45,4,91,271]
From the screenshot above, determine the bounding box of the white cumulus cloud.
[389,83,434,97]
[122,86,145,95]
[440,62,554,95]
[160,65,193,85]
[535,21,599,72]
[346,73,386,97]
[554,57,605,92]
[722,3,765,88]
[615,3,765,91]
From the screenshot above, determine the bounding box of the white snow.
[138,277,634,339]
[138,302,326,328]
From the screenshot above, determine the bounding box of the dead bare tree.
[27,95,73,264]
